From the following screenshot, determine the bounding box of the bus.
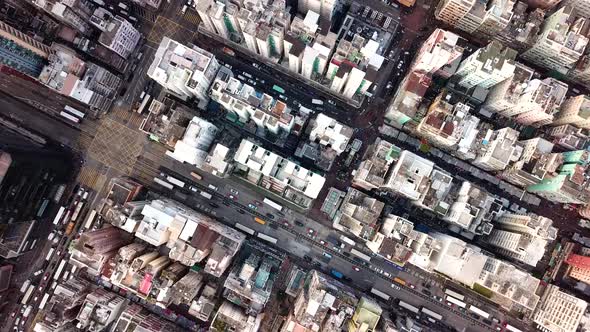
[20,280,31,293]
[166,176,185,188]
[21,285,35,304]
[340,235,356,246]
[71,201,84,222]
[254,217,266,225]
[60,111,80,123]
[393,277,406,286]
[46,247,55,261]
[446,296,466,308]
[444,289,465,301]
[39,293,50,310]
[370,287,390,301]
[350,248,371,262]
[468,305,490,319]
[53,206,66,225]
[190,172,202,180]
[54,260,67,281]
[64,105,85,119]
[421,307,443,321]
[137,94,151,114]
[272,85,285,94]
[263,198,283,212]
[398,300,420,314]
[257,232,277,244]
[506,324,523,332]
[84,210,97,230]
[235,223,255,235]
[154,177,174,190]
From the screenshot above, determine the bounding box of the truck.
[330,269,343,279]
[200,191,213,199]
[65,221,75,236]
[23,305,32,318]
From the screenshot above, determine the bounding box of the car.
[227,194,236,201]
[294,220,304,227]
[237,209,245,214]
[38,286,43,292]
[282,220,290,227]
[408,283,415,289]
[10,310,16,318]
[222,200,231,207]
[383,271,391,277]
[303,255,312,262]
[391,284,400,290]
[446,301,453,307]
[308,228,315,235]
[266,213,275,219]
[352,266,360,272]
[422,289,431,296]
[247,203,257,210]
[56,250,62,256]
[319,240,326,245]
[253,200,263,206]
[209,202,220,208]
[42,273,49,281]
[33,296,39,302]
[495,327,501,331]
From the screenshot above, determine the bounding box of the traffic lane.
[178,180,490,332]
[0,91,81,148]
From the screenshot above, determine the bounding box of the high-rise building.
[76,288,128,330]
[167,116,219,167]
[234,139,326,209]
[483,62,535,114]
[298,0,340,20]
[474,0,517,38]
[333,188,385,241]
[96,14,141,59]
[0,19,50,77]
[548,124,590,151]
[501,137,556,188]
[435,0,477,26]
[510,78,568,127]
[352,138,400,191]
[147,37,220,103]
[0,124,73,258]
[69,227,133,276]
[453,41,517,89]
[494,2,545,53]
[533,285,587,332]
[566,252,590,283]
[522,5,590,74]
[526,0,562,9]
[486,213,557,266]
[565,0,590,17]
[553,95,590,129]
[32,0,94,35]
[472,127,522,171]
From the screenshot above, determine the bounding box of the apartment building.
[472,127,522,171]
[533,285,587,332]
[453,41,517,89]
[553,95,590,129]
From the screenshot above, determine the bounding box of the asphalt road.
[153,161,518,331]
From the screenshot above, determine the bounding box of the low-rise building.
[298,113,352,171]
[533,285,587,332]
[352,138,401,191]
[347,297,382,332]
[366,214,439,267]
[76,288,127,331]
[417,92,477,148]
[281,270,358,332]
[443,181,500,236]
[223,247,283,314]
[210,301,260,332]
[233,139,326,209]
[333,188,385,242]
[189,282,218,322]
[210,68,295,135]
[147,37,220,104]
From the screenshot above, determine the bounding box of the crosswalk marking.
[183,9,201,25]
